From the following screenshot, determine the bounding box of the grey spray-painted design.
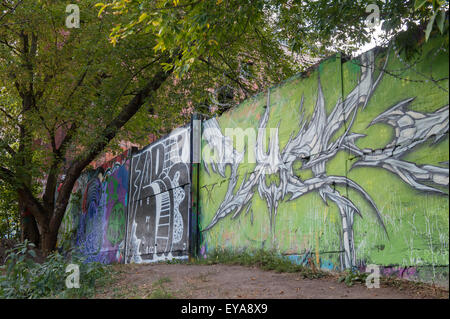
[202,50,449,269]
[126,127,191,263]
[343,102,449,192]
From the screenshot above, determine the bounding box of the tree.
[101,0,448,60]
[0,0,297,254]
[0,0,181,253]
[99,0,449,112]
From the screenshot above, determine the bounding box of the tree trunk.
[40,229,58,256]
[19,200,40,247]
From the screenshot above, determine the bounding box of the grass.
[180,248,328,279]
[147,276,174,299]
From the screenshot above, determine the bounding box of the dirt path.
[94,263,448,299]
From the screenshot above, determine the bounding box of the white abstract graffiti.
[202,50,449,269]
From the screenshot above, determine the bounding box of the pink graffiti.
[382,266,417,279]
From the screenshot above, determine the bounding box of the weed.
[338,269,369,287]
[165,258,187,265]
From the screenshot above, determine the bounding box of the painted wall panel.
[57,151,130,264]
[125,127,191,263]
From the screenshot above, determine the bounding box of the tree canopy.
[99,0,448,63]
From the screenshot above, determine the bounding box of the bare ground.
[94,263,449,299]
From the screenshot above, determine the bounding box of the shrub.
[0,240,112,299]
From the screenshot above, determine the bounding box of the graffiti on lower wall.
[57,151,130,264]
[125,127,191,263]
[199,36,449,279]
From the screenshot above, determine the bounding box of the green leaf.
[436,9,446,34]
[97,4,108,17]
[414,0,428,10]
[425,10,438,41]
[138,13,148,23]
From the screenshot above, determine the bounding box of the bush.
[337,269,370,287]
[0,240,112,299]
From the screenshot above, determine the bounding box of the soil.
[94,263,449,299]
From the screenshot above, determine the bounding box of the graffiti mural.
[125,127,191,263]
[199,36,449,279]
[56,35,448,285]
[57,151,130,264]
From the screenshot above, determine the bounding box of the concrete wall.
[198,37,449,285]
[58,36,449,286]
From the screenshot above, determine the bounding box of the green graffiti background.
[199,37,449,273]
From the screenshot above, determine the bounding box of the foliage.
[94,0,450,117]
[96,0,305,115]
[97,0,295,73]
[338,269,370,287]
[414,0,449,41]
[0,240,113,298]
[0,180,19,240]
[99,0,448,61]
[0,0,188,251]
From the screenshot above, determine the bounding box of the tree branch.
[0,0,23,24]
[199,56,249,95]
[50,62,175,231]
